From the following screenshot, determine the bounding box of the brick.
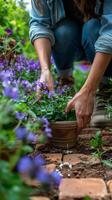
[45,163,56,173]
[31,197,50,200]
[107,180,112,193]
[63,153,100,166]
[59,178,107,200]
[43,153,62,164]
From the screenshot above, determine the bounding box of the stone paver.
[59,178,107,200]
[31,197,50,200]
[63,153,100,166]
[45,163,56,173]
[107,180,112,193]
[43,153,62,163]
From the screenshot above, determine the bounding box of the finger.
[48,82,54,92]
[65,99,75,113]
[47,77,54,92]
[77,116,84,129]
[76,110,84,129]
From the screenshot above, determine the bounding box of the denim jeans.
[52,18,112,78]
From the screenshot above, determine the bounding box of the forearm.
[82,52,112,93]
[34,38,52,71]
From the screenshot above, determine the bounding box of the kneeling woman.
[29,0,112,128]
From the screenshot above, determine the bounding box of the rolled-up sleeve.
[29,0,55,46]
[95,0,112,54]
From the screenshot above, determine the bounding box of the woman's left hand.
[66,88,95,129]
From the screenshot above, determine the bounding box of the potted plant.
[35,83,78,149]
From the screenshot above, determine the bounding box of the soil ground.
[31,128,112,199]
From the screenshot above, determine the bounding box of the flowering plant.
[35,83,76,122]
[0,96,61,200]
[0,53,62,199]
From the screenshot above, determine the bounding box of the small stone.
[59,178,107,200]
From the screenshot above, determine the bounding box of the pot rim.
[50,121,77,125]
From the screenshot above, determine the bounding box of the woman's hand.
[37,69,54,100]
[66,88,95,129]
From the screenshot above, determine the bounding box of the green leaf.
[83,196,92,200]
[102,159,112,169]
[38,134,47,144]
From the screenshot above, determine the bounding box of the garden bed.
[37,128,112,183]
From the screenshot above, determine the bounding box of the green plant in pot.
[34,83,77,149]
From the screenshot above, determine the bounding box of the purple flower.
[5,28,13,36]
[21,80,32,90]
[36,81,48,90]
[0,62,4,69]
[15,112,26,120]
[28,60,40,70]
[40,117,49,126]
[56,88,65,95]
[14,62,24,72]
[76,62,90,72]
[27,132,37,143]
[21,39,26,45]
[18,156,33,173]
[42,90,49,95]
[15,126,38,143]
[0,70,14,81]
[51,171,62,185]
[48,91,55,98]
[44,127,52,138]
[2,79,11,87]
[3,86,19,100]
[79,64,89,72]
[34,155,45,167]
[36,169,50,184]
[15,127,28,140]
[51,56,54,65]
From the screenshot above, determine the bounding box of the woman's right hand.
[37,68,54,100]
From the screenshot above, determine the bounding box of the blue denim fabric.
[52,19,84,76]
[29,0,112,54]
[82,18,112,77]
[29,0,112,77]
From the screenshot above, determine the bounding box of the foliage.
[0,53,62,199]
[73,62,89,92]
[0,95,61,199]
[90,131,103,158]
[35,84,76,121]
[90,131,103,149]
[102,159,112,169]
[83,197,92,200]
[0,161,31,200]
[0,0,35,58]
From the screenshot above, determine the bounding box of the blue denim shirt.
[29,0,112,54]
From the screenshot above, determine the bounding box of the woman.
[29,0,112,129]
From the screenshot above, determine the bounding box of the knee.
[54,19,82,44]
[82,18,100,47]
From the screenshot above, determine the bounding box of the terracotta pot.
[50,121,78,149]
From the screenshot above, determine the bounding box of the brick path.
[31,129,112,200]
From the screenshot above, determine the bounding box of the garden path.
[30,128,112,200]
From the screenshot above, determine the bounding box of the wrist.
[41,67,50,73]
[80,84,96,96]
